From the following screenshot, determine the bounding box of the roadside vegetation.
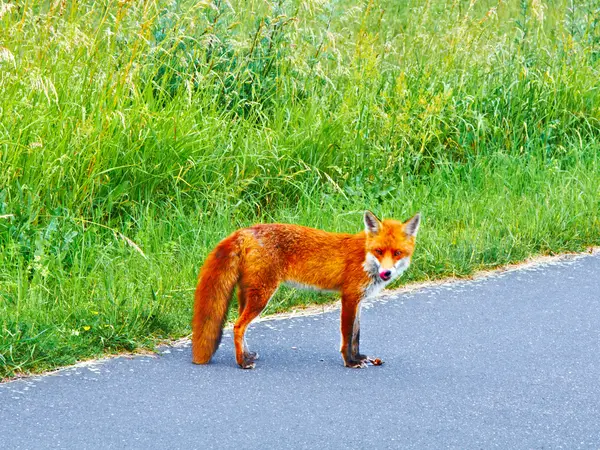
[1,0,599,378]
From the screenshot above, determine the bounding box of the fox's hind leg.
[234,280,278,369]
[236,285,246,315]
[236,284,258,362]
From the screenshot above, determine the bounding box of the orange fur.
[191,211,421,369]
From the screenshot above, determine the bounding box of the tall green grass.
[1,0,599,378]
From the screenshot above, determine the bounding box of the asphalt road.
[2,253,600,449]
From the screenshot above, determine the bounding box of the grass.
[1,0,599,379]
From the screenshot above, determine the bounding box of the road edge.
[2,247,598,384]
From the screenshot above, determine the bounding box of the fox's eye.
[393,250,403,257]
[374,249,384,256]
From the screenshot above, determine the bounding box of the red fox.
[192,211,421,369]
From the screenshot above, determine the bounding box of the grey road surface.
[2,253,600,449]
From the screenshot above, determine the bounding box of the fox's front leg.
[350,310,383,367]
[340,292,382,368]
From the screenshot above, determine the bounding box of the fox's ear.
[404,213,421,237]
[364,210,382,235]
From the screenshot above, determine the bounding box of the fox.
[191,210,421,369]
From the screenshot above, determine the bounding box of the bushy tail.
[192,234,241,364]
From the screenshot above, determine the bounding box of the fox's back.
[238,223,366,290]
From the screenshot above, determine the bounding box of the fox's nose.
[380,270,392,281]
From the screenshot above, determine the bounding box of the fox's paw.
[239,359,256,369]
[237,353,257,369]
[354,354,384,366]
[344,359,368,369]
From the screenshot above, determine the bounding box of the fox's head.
[362,210,421,283]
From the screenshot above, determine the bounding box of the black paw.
[344,359,368,369]
[238,359,256,369]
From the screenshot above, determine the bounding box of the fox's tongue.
[380,272,391,281]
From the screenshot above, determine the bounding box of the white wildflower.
[0,2,15,19]
[531,0,546,24]
[0,47,15,65]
